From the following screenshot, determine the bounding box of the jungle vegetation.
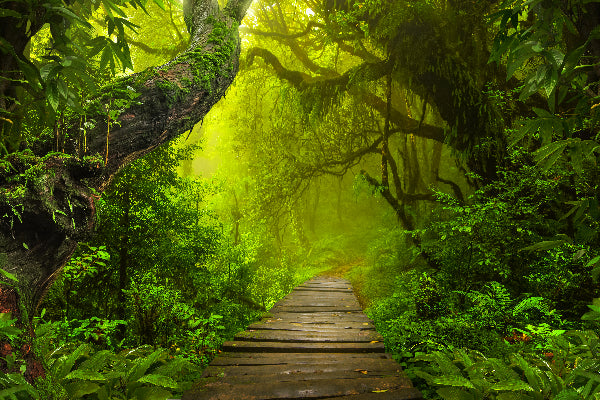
[0,0,600,398]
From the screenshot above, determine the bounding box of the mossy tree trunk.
[0,0,253,380]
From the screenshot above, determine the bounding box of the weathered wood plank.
[234,329,383,342]
[183,376,413,399]
[209,352,394,366]
[222,340,385,353]
[270,305,364,312]
[264,311,372,321]
[248,321,375,331]
[202,358,402,378]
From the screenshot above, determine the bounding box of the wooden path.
[182,276,422,400]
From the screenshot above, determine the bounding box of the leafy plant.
[414,327,600,400]
[2,344,200,400]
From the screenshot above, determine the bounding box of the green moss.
[180,19,238,93]
[156,79,192,108]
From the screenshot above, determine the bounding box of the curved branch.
[247,48,446,143]
[437,176,465,204]
[247,47,312,87]
[309,137,382,176]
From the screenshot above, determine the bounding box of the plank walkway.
[181,276,422,400]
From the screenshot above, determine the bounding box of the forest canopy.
[1,0,600,398]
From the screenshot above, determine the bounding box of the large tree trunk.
[0,0,253,377]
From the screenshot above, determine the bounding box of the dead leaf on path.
[291,323,303,326]
[354,369,368,374]
[372,389,388,393]
[370,341,379,344]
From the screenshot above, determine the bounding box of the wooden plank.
[201,370,405,384]
[182,376,413,400]
[282,291,357,298]
[276,299,360,307]
[276,300,361,307]
[234,329,383,342]
[270,305,364,312]
[248,321,375,331]
[264,312,373,322]
[222,340,385,353]
[294,288,354,294]
[209,352,394,366]
[202,358,403,378]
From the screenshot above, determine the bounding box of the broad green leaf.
[137,373,178,389]
[510,119,538,148]
[554,389,584,400]
[544,68,559,97]
[100,46,112,71]
[562,44,587,77]
[88,37,108,58]
[0,384,38,398]
[491,380,534,391]
[0,8,22,18]
[533,140,572,171]
[547,49,565,67]
[507,45,533,79]
[52,343,91,380]
[64,381,100,397]
[432,375,475,389]
[0,268,18,282]
[436,387,476,400]
[520,240,567,252]
[127,348,166,382]
[152,0,165,10]
[532,107,554,119]
[46,83,59,112]
[65,369,105,381]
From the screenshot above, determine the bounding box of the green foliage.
[490,0,600,176]
[35,317,126,354]
[3,343,200,399]
[412,328,600,400]
[125,273,195,347]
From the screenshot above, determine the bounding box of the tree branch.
[437,176,465,204]
[247,48,446,143]
[240,21,325,39]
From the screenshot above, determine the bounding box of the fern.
[413,329,600,400]
[513,297,549,317]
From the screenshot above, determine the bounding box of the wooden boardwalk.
[182,276,422,399]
